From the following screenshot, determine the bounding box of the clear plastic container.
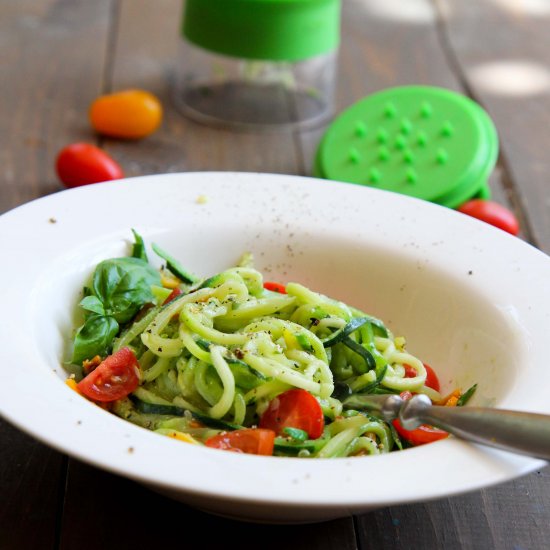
[175,0,341,131]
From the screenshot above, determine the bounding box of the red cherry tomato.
[77,347,140,402]
[457,199,519,236]
[89,90,163,139]
[393,390,448,445]
[205,428,275,455]
[393,419,449,446]
[404,363,440,392]
[424,364,440,392]
[56,143,123,188]
[259,389,324,439]
[263,282,287,294]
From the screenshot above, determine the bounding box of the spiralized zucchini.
[92,248,443,459]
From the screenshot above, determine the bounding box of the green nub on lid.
[314,86,498,208]
[182,0,341,62]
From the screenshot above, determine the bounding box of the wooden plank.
[0,0,113,213]
[0,1,112,548]
[0,420,64,550]
[437,0,550,250]
[59,460,357,550]
[356,468,550,550]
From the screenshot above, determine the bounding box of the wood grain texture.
[437,0,550,251]
[58,460,358,550]
[356,467,550,550]
[0,0,113,213]
[0,421,65,550]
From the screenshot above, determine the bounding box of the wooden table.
[2,1,550,548]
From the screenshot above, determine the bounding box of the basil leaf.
[71,315,119,364]
[79,295,105,316]
[92,258,161,323]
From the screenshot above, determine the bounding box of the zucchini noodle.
[69,239,451,459]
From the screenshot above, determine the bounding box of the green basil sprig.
[71,256,161,365]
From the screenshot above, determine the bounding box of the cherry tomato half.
[424,364,441,392]
[77,347,140,402]
[457,199,519,236]
[56,143,123,188]
[404,363,440,392]
[259,389,324,439]
[89,89,163,139]
[263,282,287,294]
[205,428,275,455]
[393,390,448,445]
[393,419,449,446]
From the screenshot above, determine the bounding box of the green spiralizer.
[314,86,499,208]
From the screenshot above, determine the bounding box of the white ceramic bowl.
[0,172,548,523]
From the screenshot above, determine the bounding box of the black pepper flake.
[48,217,57,224]
[468,270,473,275]
[157,347,163,352]
[234,348,244,359]
[310,318,320,326]
[76,420,82,425]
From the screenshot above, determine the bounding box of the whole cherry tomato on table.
[89,89,163,139]
[260,388,324,439]
[56,143,123,188]
[457,199,519,236]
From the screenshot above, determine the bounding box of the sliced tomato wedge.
[404,363,440,392]
[259,388,324,439]
[263,281,287,294]
[205,428,275,455]
[77,347,140,402]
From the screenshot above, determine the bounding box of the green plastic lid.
[182,0,341,62]
[314,86,498,208]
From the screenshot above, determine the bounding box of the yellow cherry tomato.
[89,89,163,139]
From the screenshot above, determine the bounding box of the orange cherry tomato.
[89,89,163,139]
[56,143,124,188]
[205,429,275,455]
[457,199,519,236]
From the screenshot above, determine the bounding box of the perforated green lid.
[182,0,341,62]
[314,86,498,208]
